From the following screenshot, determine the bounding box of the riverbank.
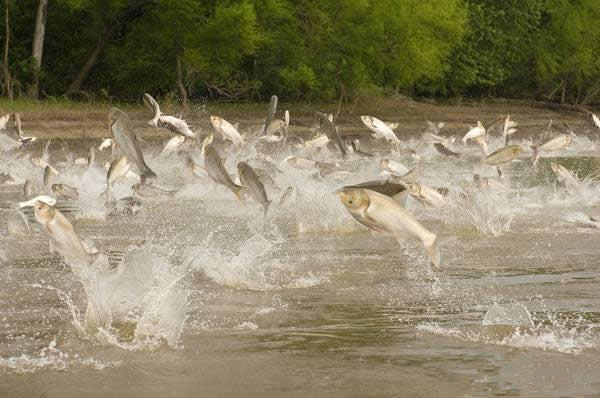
[0,97,597,140]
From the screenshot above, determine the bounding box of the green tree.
[534,0,600,104]
[442,0,544,96]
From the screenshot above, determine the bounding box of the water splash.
[34,246,189,351]
[0,337,121,374]
[418,303,598,354]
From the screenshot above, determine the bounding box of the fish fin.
[425,237,441,269]
[392,190,409,208]
[496,167,503,178]
[233,186,247,202]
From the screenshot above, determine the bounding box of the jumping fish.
[380,159,410,177]
[483,145,522,166]
[238,161,271,216]
[462,121,486,144]
[52,184,80,201]
[263,95,278,136]
[144,93,195,138]
[531,134,572,166]
[108,107,157,184]
[551,162,580,190]
[19,196,92,268]
[433,143,460,158]
[210,116,244,146]
[361,115,401,150]
[502,114,518,145]
[131,183,177,199]
[337,188,440,268]
[104,156,131,200]
[204,145,245,200]
[315,112,346,157]
[403,182,446,208]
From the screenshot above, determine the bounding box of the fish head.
[405,182,421,195]
[336,188,370,212]
[550,162,561,175]
[360,115,372,125]
[209,116,221,128]
[131,183,142,193]
[51,184,61,193]
[237,162,249,175]
[33,200,56,224]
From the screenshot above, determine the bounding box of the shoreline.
[0,97,597,140]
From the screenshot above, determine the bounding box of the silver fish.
[104,156,131,201]
[279,186,294,206]
[403,182,446,208]
[551,162,580,189]
[204,145,245,201]
[144,93,195,138]
[337,188,440,268]
[238,161,271,216]
[263,95,278,136]
[52,184,79,201]
[131,183,177,199]
[532,134,572,166]
[43,166,56,187]
[177,150,204,177]
[483,145,522,166]
[433,143,460,158]
[315,112,346,157]
[108,107,157,184]
[30,200,92,268]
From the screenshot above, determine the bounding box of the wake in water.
[418,302,599,354]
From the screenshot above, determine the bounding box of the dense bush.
[2,0,599,104]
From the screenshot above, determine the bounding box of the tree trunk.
[29,0,48,99]
[2,0,12,100]
[65,26,113,96]
[176,51,188,109]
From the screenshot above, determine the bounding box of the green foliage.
[534,0,600,103]
[1,0,600,103]
[442,0,545,96]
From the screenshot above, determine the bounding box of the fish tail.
[425,237,441,269]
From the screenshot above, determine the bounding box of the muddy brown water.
[0,105,599,397]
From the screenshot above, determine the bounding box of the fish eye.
[348,199,353,204]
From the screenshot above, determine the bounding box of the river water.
[0,121,599,397]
